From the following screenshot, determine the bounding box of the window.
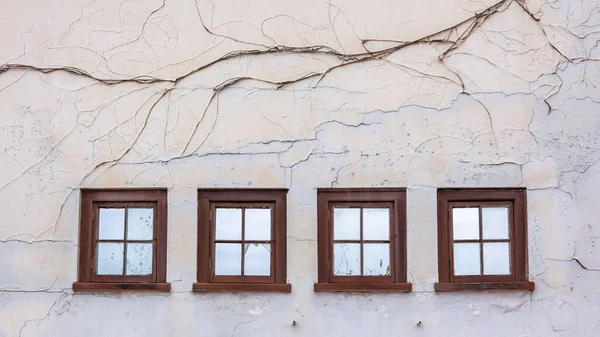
[435,188,534,291]
[194,189,290,292]
[314,188,411,292]
[73,189,169,291]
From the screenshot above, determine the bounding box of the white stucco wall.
[1,0,599,336]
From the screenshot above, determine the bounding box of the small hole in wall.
[416,321,422,326]
[292,320,297,326]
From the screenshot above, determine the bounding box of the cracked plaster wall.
[1,0,600,336]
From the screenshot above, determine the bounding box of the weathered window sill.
[192,283,292,292]
[434,282,534,292]
[72,282,171,292]
[314,282,412,292]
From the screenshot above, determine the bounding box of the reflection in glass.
[483,242,510,275]
[482,207,509,240]
[215,208,242,240]
[97,242,124,275]
[215,243,241,275]
[363,208,390,240]
[333,208,360,240]
[452,208,479,240]
[453,243,481,276]
[98,208,125,240]
[127,208,153,240]
[244,243,271,276]
[333,243,361,276]
[244,208,271,240]
[125,243,153,275]
[363,243,390,276]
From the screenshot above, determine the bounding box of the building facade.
[1,0,599,336]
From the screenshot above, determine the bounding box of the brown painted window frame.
[435,188,534,292]
[73,189,170,292]
[314,188,411,292]
[194,189,291,292]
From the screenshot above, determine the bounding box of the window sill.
[314,282,412,292]
[192,283,292,292]
[72,282,171,292]
[434,282,534,292]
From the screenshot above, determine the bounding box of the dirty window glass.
[332,206,391,277]
[95,206,155,277]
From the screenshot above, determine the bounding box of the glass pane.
[96,242,124,275]
[453,243,481,276]
[363,208,390,240]
[244,208,271,240]
[127,208,153,240]
[483,242,510,275]
[125,243,153,275]
[363,243,390,276]
[482,207,509,240]
[333,208,360,240]
[244,243,271,276]
[215,243,241,275]
[215,208,242,240]
[452,208,479,240]
[333,243,361,276]
[98,208,125,240]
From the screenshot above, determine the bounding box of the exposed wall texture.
[1,0,599,336]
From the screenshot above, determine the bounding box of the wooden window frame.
[73,189,170,292]
[194,189,291,292]
[435,188,534,292]
[314,188,411,292]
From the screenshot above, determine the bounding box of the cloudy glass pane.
[244,243,271,276]
[482,207,509,240]
[483,242,511,275]
[452,208,479,240]
[96,243,124,275]
[215,243,241,275]
[244,208,271,240]
[363,208,390,240]
[363,243,390,276]
[98,208,125,240]
[453,243,481,276]
[333,243,361,276]
[215,208,242,240]
[127,208,153,240]
[125,243,153,275]
[333,208,360,240]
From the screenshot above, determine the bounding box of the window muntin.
[330,204,393,280]
[211,204,274,282]
[450,203,512,278]
[93,204,156,280]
